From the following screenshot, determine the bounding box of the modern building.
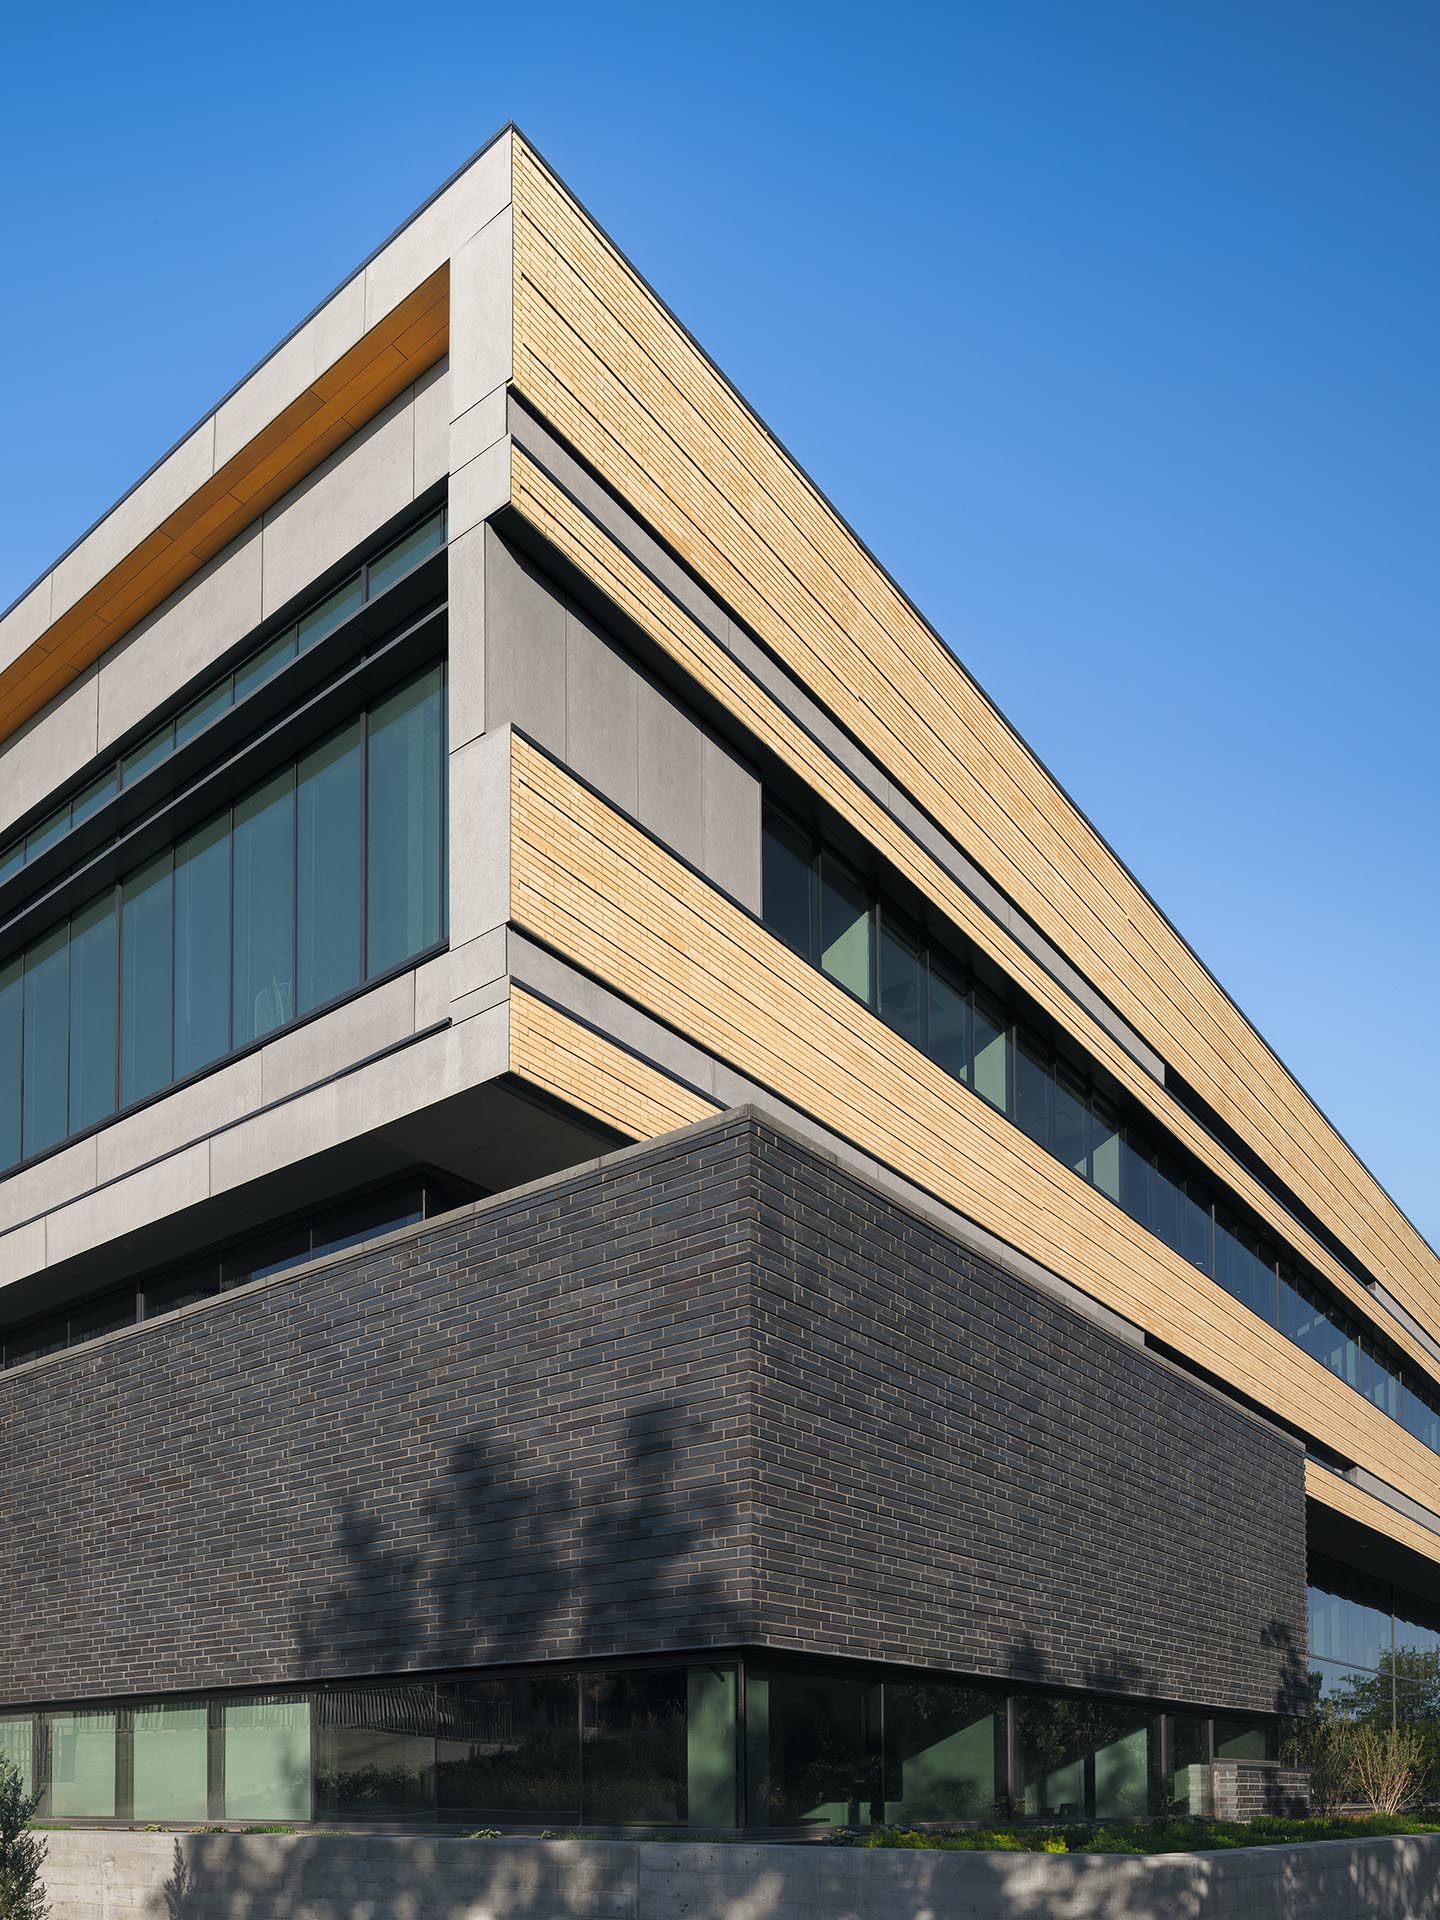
[0,127,1435,1835]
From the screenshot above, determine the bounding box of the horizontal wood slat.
[509,737,1440,1519]
[508,984,717,1139]
[0,268,450,749]
[1305,1461,1440,1575]
[509,447,1440,1399]
[509,135,1437,1343]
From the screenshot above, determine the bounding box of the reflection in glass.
[26,806,70,860]
[878,913,923,1046]
[298,575,364,653]
[47,1710,116,1818]
[297,723,362,1014]
[133,1704,208,1821]
[973,994,1010,1114]
[233,772,295,1046]
[71,770,119,828]
[1015,1695,1154,1821]
[1167,1714,1209,1814]
[121,854,174,1106]
[121,724,174,787]
[884,1682,1004,1824]
[222,1698,311,1821]
[0,1718,31,1797]
[68,893,116,1133]
[745,1669,881,1828]
[761,809,814,959]
[819,851,872,1002]
[315,1685,434,1820]
[1213,1716,1277,1762]
[0,957,18,1171]
[436,1675,580,1827]
[175,679,233,749]
[367,510,445,598]
[927,956,969,1083]
[234,629,296,702]
[1015,1033,1052,1151]
[174,816,231,1080]
[583,1670,689,1824]
[23,926,69,1157]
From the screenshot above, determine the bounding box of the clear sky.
[2,3,1436,1246]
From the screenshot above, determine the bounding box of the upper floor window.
[0,663,446,1176]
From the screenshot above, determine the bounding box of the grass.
[833,1814,1440,1854]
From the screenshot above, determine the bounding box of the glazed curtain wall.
[761,803,1440,1466]
[1309,1561,1440,1786]
[0,1660,1277,1830]
[0,664,446,1175]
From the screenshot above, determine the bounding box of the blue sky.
[2,3,1436,1244]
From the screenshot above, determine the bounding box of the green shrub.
[0,1756,48,1920]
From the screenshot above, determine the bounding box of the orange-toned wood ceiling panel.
[0,266,450,749]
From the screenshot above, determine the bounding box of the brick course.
[0,1115,1306,1715]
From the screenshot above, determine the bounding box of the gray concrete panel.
[0,668,99,842]
[214,277,367,470]
[703,733,762,912]
[447,520,486,751]
[484,528,566,756]
[566,600,639,815]
[450,205,513,420]
[447,726,512,954]
[411,356,451,495]
[637,675,705,866]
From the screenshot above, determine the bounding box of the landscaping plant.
[0,1758,47,1920]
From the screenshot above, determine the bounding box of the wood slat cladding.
[1306,1461,1440,1575]
[0,268,449,747]
[509,449,1440,1397]
[508,135,1437,1345]
[508,738,1440,1515]
[509,985,717,1138]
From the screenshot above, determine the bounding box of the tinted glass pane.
[68,1291,136,1345]
[1151,1159,1186,1256]
[143,1260,223,1317]
[0,957,21,1171]
[233,771,295,1046]
[297,722,362,1015]
[0,844,22,884]
[46,1710,116,1818]
[1183,1181,1214,1271]
[366,668,444,977]
[1167,1714,1209,1814]
[133,1704,208,1821]
[973,994,1010,1114]
[222,1224,310,1288]
[298,575,364,652]
[121,723,174,786]
[1309,1569,1392,1670]
[1015,1034,1053,1152]
[1401,1388,1440,1455]
[1015,1696,1154,1822]
[22,925,69,1157]
[878,914,923,1046]
[686,1667,737,1830]
[310,1188,423,1261]
[222,1698,311,1821]
[744,1669,881,1828]
[5,1314,68,1367]
[883,1681,1004,1823]
[234,629,296,702]
[1396,1596,1440,1661]
[436,1674,580,1826]
[761,810,813,959]
[927,955,969,1083]
[367,512,445,597]
[315,1684,434,1821]
[174,815,231,1080]
[1310,1659,1391,1722]
[0,1719,32,1798]
[70,769,118,828]
[175,678,233,749]
[68,893,116,1133]
[1054,1068,1088,1178]
[583,1670,689,1824]
[121,853,174,1107]
[1214,1717,1277,1761]
[25,805,70,860]
[1091,1098,1121,1200]
[1120,1134,1153,1231]
[819,852,872,1003]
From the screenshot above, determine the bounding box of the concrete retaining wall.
[37,1828,1440,1920]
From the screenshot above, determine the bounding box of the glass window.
[121,854,174,1107]
[233,770,295,1047]
[222,1223,311,1288]
[132,1704,208,1821]
[0,1718,32,1798]
[122,723,175,787]
[70,769,118,829]
[45,1710,116,1818]
[68,1290,135,1347]
[744,1668,881,1828]
[1090,1097,1121,1201]
[68,892,116,1134]
[1120,1132,1153,1232]
[1166,1714,1210,1815]
[174,815,231,1081]
[583,1669,689,1824]
[25,805,70,861]
[315,1684,435,1821]
[1015,1695,1155,1822]
[1054,1067,1089,1178]
[0,957,22,1172]
[222,1697,311,1821]
[1402,1387,1440,1454]
[878,912,923,1047]
[298,575,365,653]
[5,1314,68,1367]
[883,1681,1004,1824]
[927,954,969,1083]
[973,993,1010,1115]
[309,1188,422,1261]
[297,722,362,1015]
[143,1261,223,1318]
[22,925,69,1158]
[436,1674,580,1828]
[1360,1339,1401,1421]
[761,809,814,960]
[1015,1032,1053,1152]
[1310,1659,1391,1722]
[234,629,296,702]
[819,850,872,1003]
[1148,1158,1184,1256]
[685,1666,737,1830]
[1309,1565,1392,1670]
[0,843,23,885]
[175,679,234,749]
[366,667,445,978]
[1214,1716,1278,1762]
[367,512,445,598]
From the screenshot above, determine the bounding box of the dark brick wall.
[0,1114,1306,1716]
